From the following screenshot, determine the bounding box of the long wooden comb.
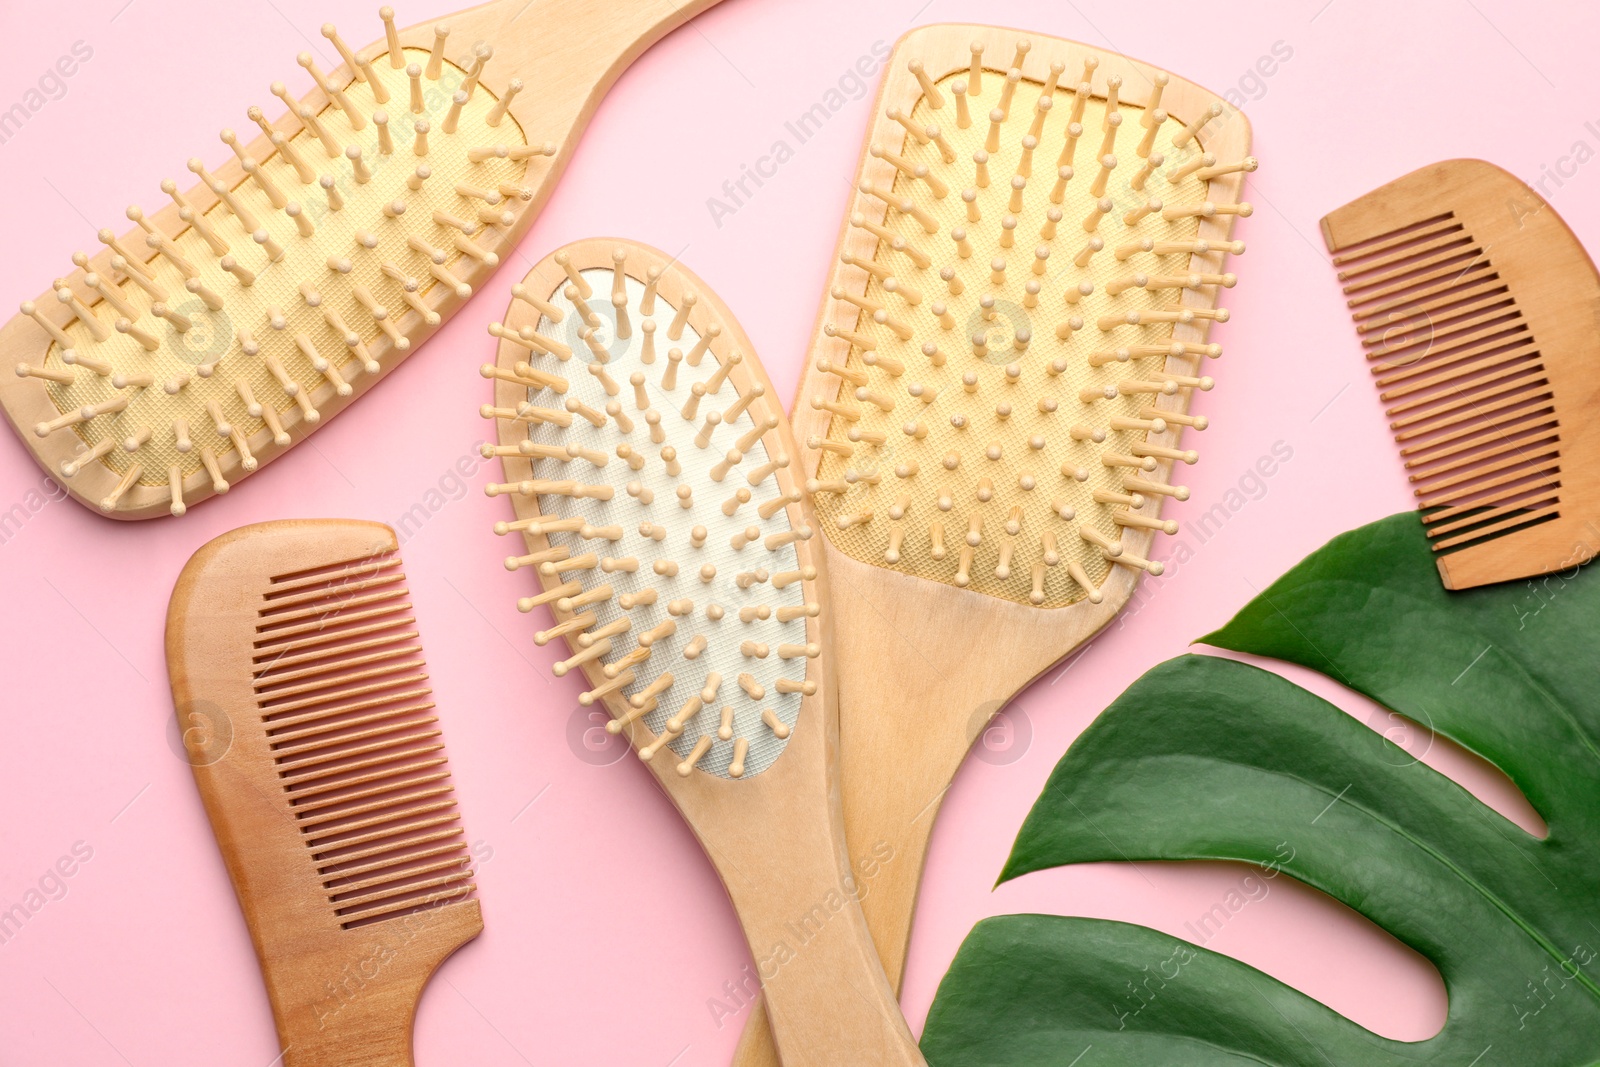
[1321,158,1600,589]
[166,519,481,1067]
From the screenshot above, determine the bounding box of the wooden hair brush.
[1320,158,1600,589]
[166,518,481,1067]
[0,0,722,520]
[738,24,1253,1065]
[482,239,925,1065]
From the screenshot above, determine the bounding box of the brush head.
[793,26,1251,609]
[485,240,827,782]
[0,6,587,519]
[1320,158,1600,590]
[165,518,480,1063]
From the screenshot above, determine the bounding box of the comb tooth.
[1359,290,1512,349]
[1413,454,1561,511]
[1393,387,1548,444]
[319,829,465,880]
[1332,211,1458,264]
[256,637,421,690]
[1428,504,1559,550]
[1406,421,1557,484]
[1371,318,1530,381]
[331,866,472,917]
[1377,344,1538,404]
[1352,275,1503,327]
[1342,245,1482,300]
[276,724,442,780]
[313,809,461,863]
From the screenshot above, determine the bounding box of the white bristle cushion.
[520,268,806,779]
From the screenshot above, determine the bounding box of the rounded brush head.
[484,241,824,781]
[5,10,553,519]
[800,32,1252,608]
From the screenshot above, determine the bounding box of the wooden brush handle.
[398,0,728,138]
[732,554,1068,1066]
[730,690,971,1067]
[719,806,928,1067]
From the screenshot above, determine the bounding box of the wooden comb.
[484,239,925,1065]
[739,25,1252,1065]
[1321,158,1600,589]
[166,518,481,1067]
[0,0,722,520]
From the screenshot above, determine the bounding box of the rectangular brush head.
[1,10,541,521]
[792,25,1252,610]
[166,518,481,1066]
[1321,159,1600,589]
[0,0,723,520]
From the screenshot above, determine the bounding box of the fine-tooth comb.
[166,519,481,1067]
[738,25,1252,1066]
[0,0,722,520]
[483,239,926,1065]
[1320,158,1600,590]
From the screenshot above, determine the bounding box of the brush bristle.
[484,245,821,781]
[804,38,1250,607]
[251,546,475,929]
[20,15,546,515]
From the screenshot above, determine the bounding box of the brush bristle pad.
[490,255,816,780]
[807,36,1250,607]
[23,47,531,513]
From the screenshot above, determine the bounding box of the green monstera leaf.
[921,512,1600,1066]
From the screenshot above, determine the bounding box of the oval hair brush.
[1321,158,1600,590]
[481,239,926,1065]
[736,24,1253,1066]
[0,0,723,520]
[166,518,481,1067]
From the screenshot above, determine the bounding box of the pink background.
[0,0,1589,1062]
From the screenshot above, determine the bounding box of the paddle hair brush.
[739,23,1253,1066]
[0,0,722,519]
[481,238,926,1065]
